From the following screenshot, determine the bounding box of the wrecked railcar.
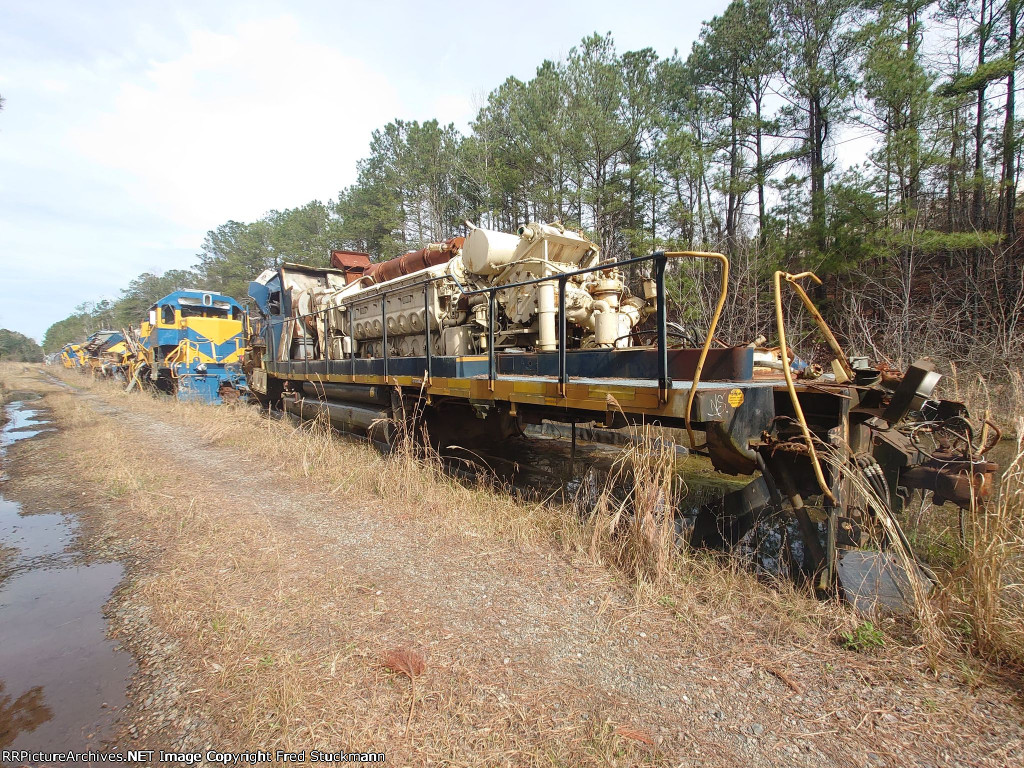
[243,222,997,598]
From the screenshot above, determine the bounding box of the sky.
[0,0,731,343]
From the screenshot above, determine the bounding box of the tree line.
[0,329,43,362]
[46,0,1022,377]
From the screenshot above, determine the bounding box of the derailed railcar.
[245,221,998,600]
[59,343,86,369]
[80,330,127,378]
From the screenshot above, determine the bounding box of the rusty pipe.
[362,237,465,286]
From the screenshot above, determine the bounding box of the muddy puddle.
[0,397,54,451]
[0,398,132,757]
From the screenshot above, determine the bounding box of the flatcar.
[244,221,999,597]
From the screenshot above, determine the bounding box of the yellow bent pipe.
[773,270,836,503]
[663,251,730,452]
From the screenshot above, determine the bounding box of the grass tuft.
[955,422,1024,666]
[583,418,682,587]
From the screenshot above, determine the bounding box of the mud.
[0,398,132,758]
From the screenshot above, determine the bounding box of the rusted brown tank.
[360,237,465,286]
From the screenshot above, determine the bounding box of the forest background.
[39,0,1023,399]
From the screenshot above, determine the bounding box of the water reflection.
[0,683,52,748]
[0,403,54,449]
[0,399,133,755]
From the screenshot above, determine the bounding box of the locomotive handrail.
[164,339,196,378]
[265,247,730,410]
[164,335,224,376]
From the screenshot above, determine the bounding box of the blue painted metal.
[175,364,246,403]
[145,289,248,404]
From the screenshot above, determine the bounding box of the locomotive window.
[161,305,175,324]
[181,305,227,318]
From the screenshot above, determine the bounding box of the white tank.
[461,227,522,276]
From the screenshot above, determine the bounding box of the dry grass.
[945,365,1024,437]
[892,366,1024,671]
[946,424,1024,667]
[27,372,677,762]
[31,364,1024,671]
[583,423,682,586]
[5,363,1023,765]
[59,369,566,548]
[938,369,1024,666]
[812,443,946,668]
[42,368,894,647]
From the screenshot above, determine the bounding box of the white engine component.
[461,228,522,276]
[295,222,653,359]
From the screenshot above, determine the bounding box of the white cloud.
[40,78,69,92]
[431,92,476,131]
[73,15,400,229]
[1,0,734,341]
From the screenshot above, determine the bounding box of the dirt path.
[2,366,1022,767]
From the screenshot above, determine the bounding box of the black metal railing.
[264,249,676,398]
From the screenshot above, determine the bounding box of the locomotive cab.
[141,289,249,404]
